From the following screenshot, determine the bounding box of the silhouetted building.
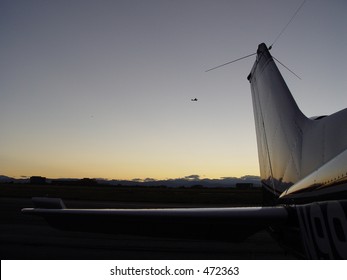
[51,179,79,185]
[235,183,253,189]
[79,178,97,185]
[30,176,47,185]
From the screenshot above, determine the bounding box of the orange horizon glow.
[3,162,260,181]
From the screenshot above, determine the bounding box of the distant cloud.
[144,178,156,182]
[220,176,238,180]
[241,175,260,180]
[184,175,200,180]
[131,178,142,182]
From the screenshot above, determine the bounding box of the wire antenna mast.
[205,0,307,75]
[205,52,256,72]
[270,0,307,49]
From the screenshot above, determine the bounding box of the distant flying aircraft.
[191,98,198,101]
[22,43,347,259]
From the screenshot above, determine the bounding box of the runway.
[0,197,298,259]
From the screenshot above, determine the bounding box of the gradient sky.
[1,0,346,180]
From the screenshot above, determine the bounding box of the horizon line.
[1,174,260,182]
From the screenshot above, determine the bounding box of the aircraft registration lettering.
[297,201,347,259]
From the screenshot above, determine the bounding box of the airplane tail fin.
[247,43,309,204]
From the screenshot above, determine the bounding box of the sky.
[1,0,346,180]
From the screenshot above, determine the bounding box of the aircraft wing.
[22,197,289,241]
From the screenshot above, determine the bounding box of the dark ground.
[0,184,298,260]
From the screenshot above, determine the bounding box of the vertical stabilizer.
[247,43,309,201]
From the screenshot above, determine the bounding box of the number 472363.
[202,267,239,276]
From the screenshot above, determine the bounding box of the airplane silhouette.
[22,43,347,259]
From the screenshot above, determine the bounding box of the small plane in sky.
[22,43,347,259]
[191,98,198,101]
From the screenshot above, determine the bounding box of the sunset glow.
[1,0,346,180]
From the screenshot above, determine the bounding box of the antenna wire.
[270,0,307,48]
